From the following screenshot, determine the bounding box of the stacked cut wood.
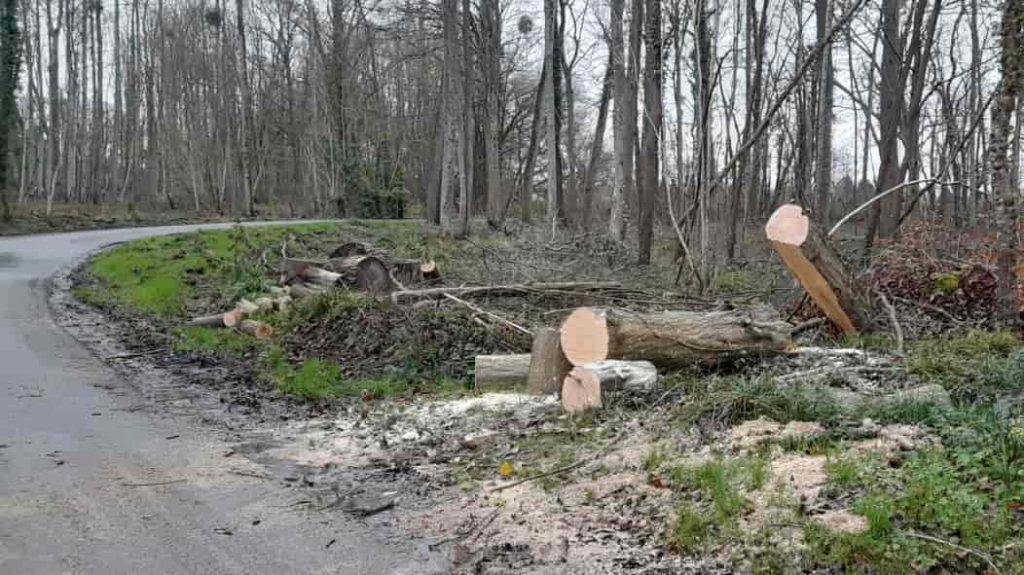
[188,240,441,338]
[766,204,874,334]
[186,296,284,339]
[473,304,795,414]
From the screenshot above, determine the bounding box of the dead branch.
[441,292,532,336]
[390,281,624,304]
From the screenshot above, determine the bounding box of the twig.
[489,432,624,493]
[489,459,589,493]
[442,293,533,337]
[876,292,904,355]
[791,317,827,335]
[122,478,187,487]
[904,531,1002,575]
[889,295,965,326]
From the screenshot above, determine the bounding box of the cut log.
[421,261,440,280]
[329,241,372,258]
[561,368,603,413]
[187,312,237,328]
[253,297,276,314]
[474,354,532,390]
[560,361,659,414]
[560,306,793,368]
[235,299,260,316]
[323,256,394,293]
[222,309,245,328]
[391,282,623,304]
[526,328,572,395]
[280,258,335,286]
[237,319,274,339]
[287,282,322,299]
[766,204,873,334]
[578,360,658,392]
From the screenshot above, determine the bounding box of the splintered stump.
[560,306,793,368]
[474,354,532,390]
[526,328,572,395]
[765,204,873,334]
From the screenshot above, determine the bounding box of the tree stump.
[526,327,572,395]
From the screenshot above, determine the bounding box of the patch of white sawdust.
[727,417,823,451]
[853,423,941,454]
[814,509,869,534]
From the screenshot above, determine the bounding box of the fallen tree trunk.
[577,360,659,392]
[474,354,532,390]
[560,306,793,368]
[287,283,322,299]
[527,328,572,395]
[766,204,873,334]
[391,282,623,304]
[323,256,394,293]
[281,257,393,293]
[237,319,274,339]
[561,360,659,414]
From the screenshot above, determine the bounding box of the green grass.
[908,331,1024,400]
[80,223,339,316]
[172,326,258,357]
[671,374,844,429]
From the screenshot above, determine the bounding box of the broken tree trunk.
[474,354,532,390]
[560,306,793,368]
[526,327,572,395]
[237,319,274,339]
[561,360,659,414]
[323,256,395,293]
[766,204,873,334]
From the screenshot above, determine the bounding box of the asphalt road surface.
[0,223,448,575]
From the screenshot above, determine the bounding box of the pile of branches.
[864,220,1009,336]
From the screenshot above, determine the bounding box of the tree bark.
[988,0,1023,327]
[560,306,793,368]
[474,354,532,390]
[526,327,572,395]
[637,0,662,264]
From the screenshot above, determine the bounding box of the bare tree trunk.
[637,0,662,264]
[988,0,1023,327]
[516,62,547,224]
[439,0,460,233]
[813,0,833,225]
[543,0,563,236]
[480,0,502,227]
[580,51,612,230]
[865,0,903,249]
[455,0,474,239]
[609,0,631,241]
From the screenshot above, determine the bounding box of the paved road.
[0,223,447,575]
